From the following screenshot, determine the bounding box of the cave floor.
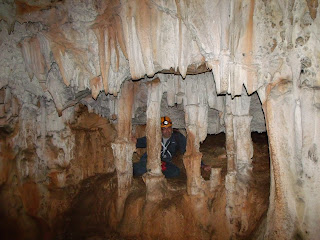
[63,132,270,240]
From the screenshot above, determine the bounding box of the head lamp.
[161,116,172,128]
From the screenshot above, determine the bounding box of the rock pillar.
[111,81,136,224]
[263,82,320,239]
[144,78,167,201]
[184,105,205,195]
[233,115,253,180]
[225,88,253,238]
[225,113,235,172]
[183,76,209,196]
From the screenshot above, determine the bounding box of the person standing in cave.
[132,116,211,178]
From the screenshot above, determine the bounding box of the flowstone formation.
[0,0,319,239]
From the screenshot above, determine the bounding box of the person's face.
[161,126,173,138]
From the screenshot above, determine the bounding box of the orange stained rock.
[90,76,103,99]
[185,130,199,156]
[92,0,127,94]
[93,27,109,94]
[93,0,126,60]
[136,0,154,76]
[46,25,88,86]
[117,81,134,139]
[15,1,45,16]
[0,140,15,186]
[306,0,318,20]
[19,181,40,217]
[243,0,255,94]
[20,36,46,81]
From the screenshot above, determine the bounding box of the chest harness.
[161,138,175,160]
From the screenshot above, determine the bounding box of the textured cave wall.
[0,85,116,238]
[0,0,320,239]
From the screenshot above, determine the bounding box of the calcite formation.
[0,0,319,239]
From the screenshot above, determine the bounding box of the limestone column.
[144,78,167,201]
[225,89,253,238]
[225,113,235,172]
[184,104,204,195]
[233,115,253,180]
[183,76,209,196]
[225,90,253,176]
[111,81,136,224]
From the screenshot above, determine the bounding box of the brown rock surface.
[52,133,269,240]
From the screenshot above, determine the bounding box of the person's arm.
[176,132,186,154]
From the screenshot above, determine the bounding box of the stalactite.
[120,1,146,80]
[175,75,185,105]
[91,0,128,96]
[90,76,103,100]
[206,72,216,108]
[136,0,155,77]
[93,27,109,94]
[165,76,176,107]
[306,0,319,20]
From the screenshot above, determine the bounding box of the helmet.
[161,116,172,128]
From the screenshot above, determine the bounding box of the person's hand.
[131,136,137,144]
[201,164,211,172]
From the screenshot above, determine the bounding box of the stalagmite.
[210,168,222,191]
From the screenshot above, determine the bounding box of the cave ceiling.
[0,0,319,125]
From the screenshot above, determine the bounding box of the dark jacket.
[136,131,186,162]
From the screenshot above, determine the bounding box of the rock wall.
[0,88,116,238]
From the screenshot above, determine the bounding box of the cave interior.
[0,1,320,240]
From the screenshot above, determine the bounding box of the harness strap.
[161,140,172,158]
